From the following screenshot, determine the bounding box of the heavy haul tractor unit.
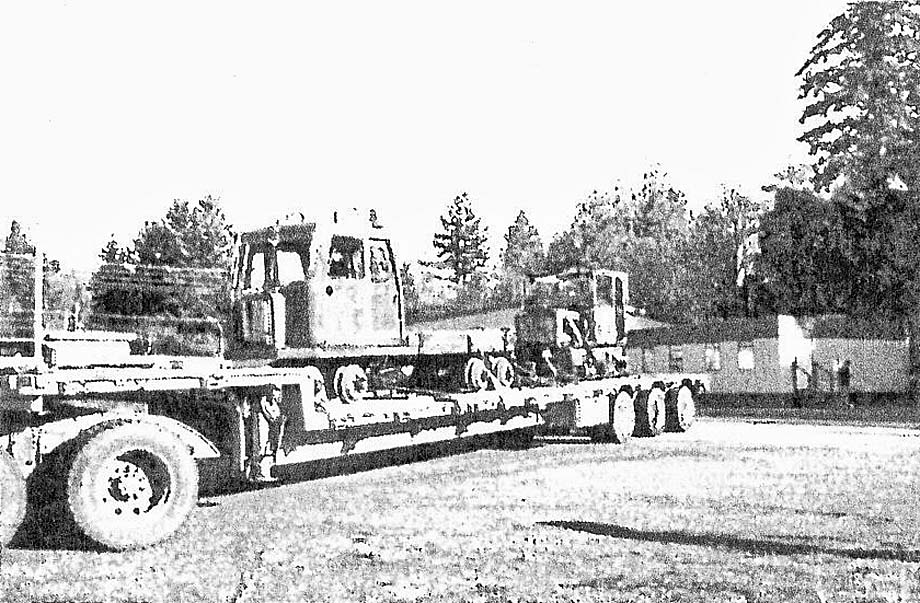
[0,210,705,551]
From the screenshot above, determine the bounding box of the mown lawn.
[3,419,920,602]
[700,400,920,428]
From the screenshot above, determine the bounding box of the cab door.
[367,238,403,345]
[231,243,282,356]
[311,235,373,346]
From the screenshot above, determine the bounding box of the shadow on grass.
[540,520,920,562]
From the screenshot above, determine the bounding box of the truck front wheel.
[67,422,199,550]
[0,449,26,546]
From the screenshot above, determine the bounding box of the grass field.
[700,401,920,428]
[3,419,920,602]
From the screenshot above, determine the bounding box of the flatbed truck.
[0,211,706,550]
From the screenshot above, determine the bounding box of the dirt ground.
[3,418,920,602]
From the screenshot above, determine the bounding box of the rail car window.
[738,341,754,371]
[368,240,393,283]
[704,343,722,371]
[328,236,365,279]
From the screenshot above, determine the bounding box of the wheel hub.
[98,453,169,518]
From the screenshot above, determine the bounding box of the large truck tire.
[590,389,635,444]
[633,387,666,437]
[610,389,636,444]
[67,422,199,550]
[0,449,26,546]
[665,385,696,432]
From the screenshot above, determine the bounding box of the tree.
[798,1,920,193]
[544,189,625,273]
[501,210,544,275]
[682,187,763,319]
[133,196,233,269]
[493,210,545,304]
[544,168,693,322]
[431,193,489,284]
[0,220,85,331]
[99,236,129,264]
[90,197,234,350]
[755,188,851,316]
[623,168,688,241]
[793,2,920,321]
[3,220,34,254]
[617,169,691,322]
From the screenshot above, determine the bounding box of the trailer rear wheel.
[590,390,636,444]
[0,449,26,546]
[67,423,199,550]
[611,389,636,444]
[464,358,491,391]
[491,357,515,388]
[665,385,696,432]
[633,387,666,437]
[334,364,368,403]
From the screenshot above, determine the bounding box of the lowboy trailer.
[0,212,706,550]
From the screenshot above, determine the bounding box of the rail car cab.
[227,210,405,359]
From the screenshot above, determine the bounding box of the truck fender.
[40,412,221,461]
[120,413,222,460]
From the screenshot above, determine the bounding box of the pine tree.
[501,210,544,275]
[432,193,489,284]
[99,236,128,264]
[798,0,920,192]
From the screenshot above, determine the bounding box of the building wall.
[812,338,909,393]
[625,315,911,396]
[628,337,789,394]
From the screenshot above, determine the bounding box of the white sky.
[0,1,848,274]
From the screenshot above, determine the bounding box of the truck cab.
[515,268,629,380]
[227,211,405,359]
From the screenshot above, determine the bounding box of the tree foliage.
[544,168,696,322]
[755,189,846,315]
[1,220,85,332]
[431,193,489,284]
[798,0,920,192]
[132,196,233,269]
[773,1,920,322]
[90,197,234,331]
[682,187,763,319]
[501,210,544,275]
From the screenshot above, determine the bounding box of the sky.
[0,1,850,274]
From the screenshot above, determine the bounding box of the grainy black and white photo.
[2,1,920,601]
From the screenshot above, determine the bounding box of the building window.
[737,341,754,371]
[668,346,684,372]
[704,343,721,371]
